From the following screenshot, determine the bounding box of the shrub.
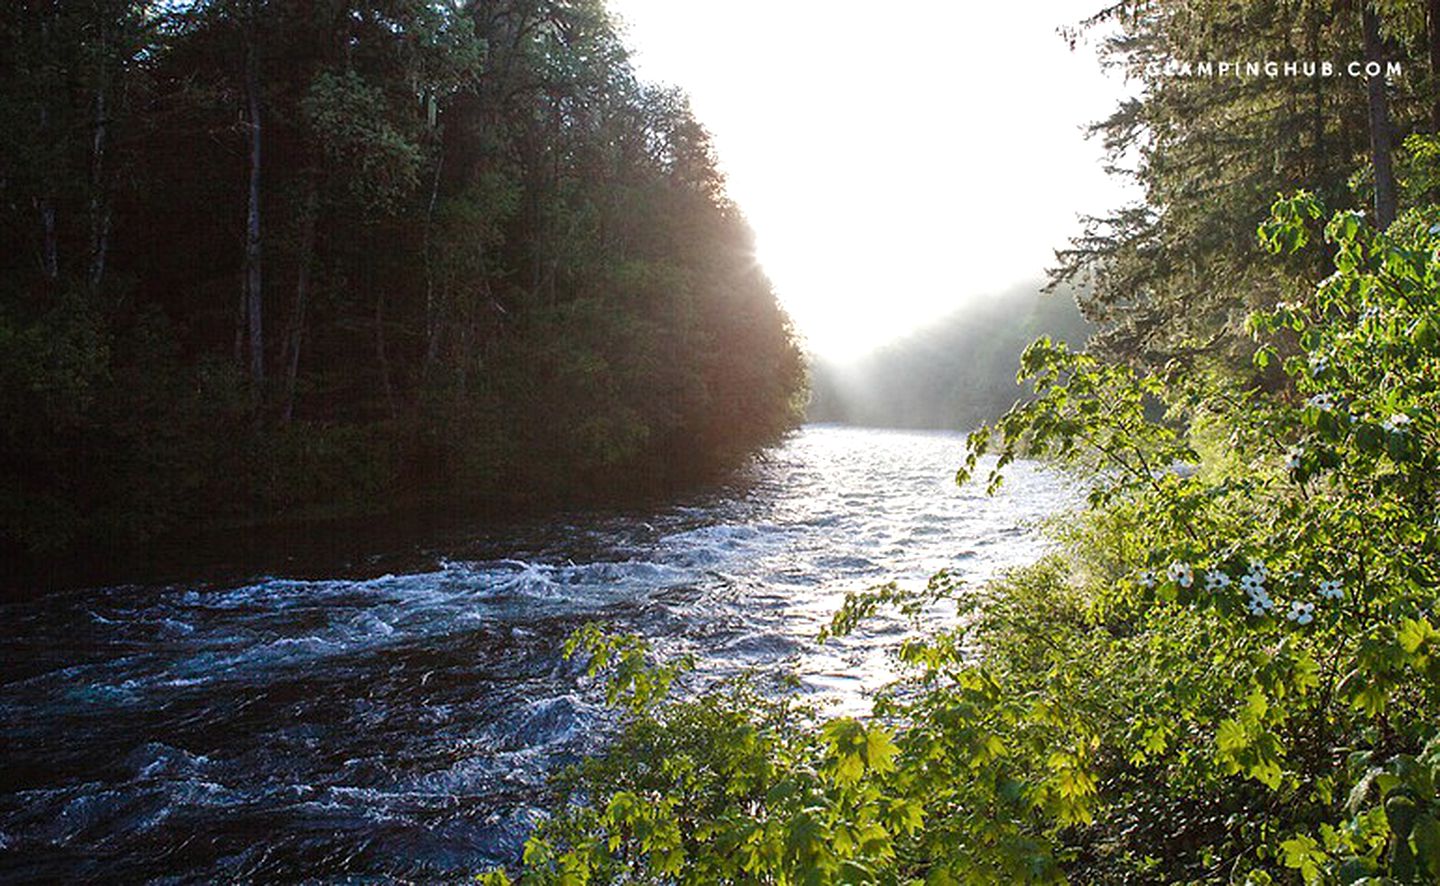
[484,198,1440,884]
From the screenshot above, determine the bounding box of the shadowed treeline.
[0,0,805,563]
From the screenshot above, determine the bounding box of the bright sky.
[607,0,1132,361]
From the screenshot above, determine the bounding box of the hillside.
[807,283,1091,430]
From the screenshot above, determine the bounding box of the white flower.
[1205,570,1232,591]
[1285,447,1303,472]
[1247,560,1269,581]
[1168,561,1194,589]
[1317,578,1345,600]
[1310,356,1328,375]
[1138,570,1157,590]
[1383,414,1412,434]
[1286,600,1315,625]
[1240,572,1266,595]
[1307,393,1335,411]
[1246,592,1275,616]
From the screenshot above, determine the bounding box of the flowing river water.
[0,425,1075,883]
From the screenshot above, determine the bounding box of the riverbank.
[1,430,769,599]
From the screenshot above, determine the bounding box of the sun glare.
[609,0,1131,362]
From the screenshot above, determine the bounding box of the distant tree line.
[806,284,1091,431]
[0,0,805,559]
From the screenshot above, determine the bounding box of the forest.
[7,0,1440,882]
[0,0,805,565]
[492,1,1440,883]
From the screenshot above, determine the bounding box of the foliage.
[484,200,1440,884]
[0,0,804,561]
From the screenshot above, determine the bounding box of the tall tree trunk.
[1430,0,1440,131]
[422,141,444,380]
[281,178,317,422]
[375,284,398,421]
[1363,3,1398,227]
[243,3,265,388]
[39,192,58,282]
[89,18,110,294]
[367,233,397,419]
[1307,1,1326,180]
[38,13,58,284]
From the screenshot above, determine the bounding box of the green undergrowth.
[481,200,1440,885]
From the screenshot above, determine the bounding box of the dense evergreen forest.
[1053,0,1433,368]
[806,283,1091,430]
[0,0,804,562]
[492,2,1440,883]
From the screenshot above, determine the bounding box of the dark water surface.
[0,425,1073,883]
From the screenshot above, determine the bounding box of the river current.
[0,425,1074,883]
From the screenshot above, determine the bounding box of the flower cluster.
[1139,556,1346,627]
[1237,561,1272,615]
[1243,583,1274,616]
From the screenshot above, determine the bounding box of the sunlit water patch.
[0,425,1075,882]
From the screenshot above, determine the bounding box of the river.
[0,424,1074,883]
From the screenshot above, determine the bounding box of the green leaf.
[865,727,899,775]
[1280,834,1328,882]
[1399,617,1436,655]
